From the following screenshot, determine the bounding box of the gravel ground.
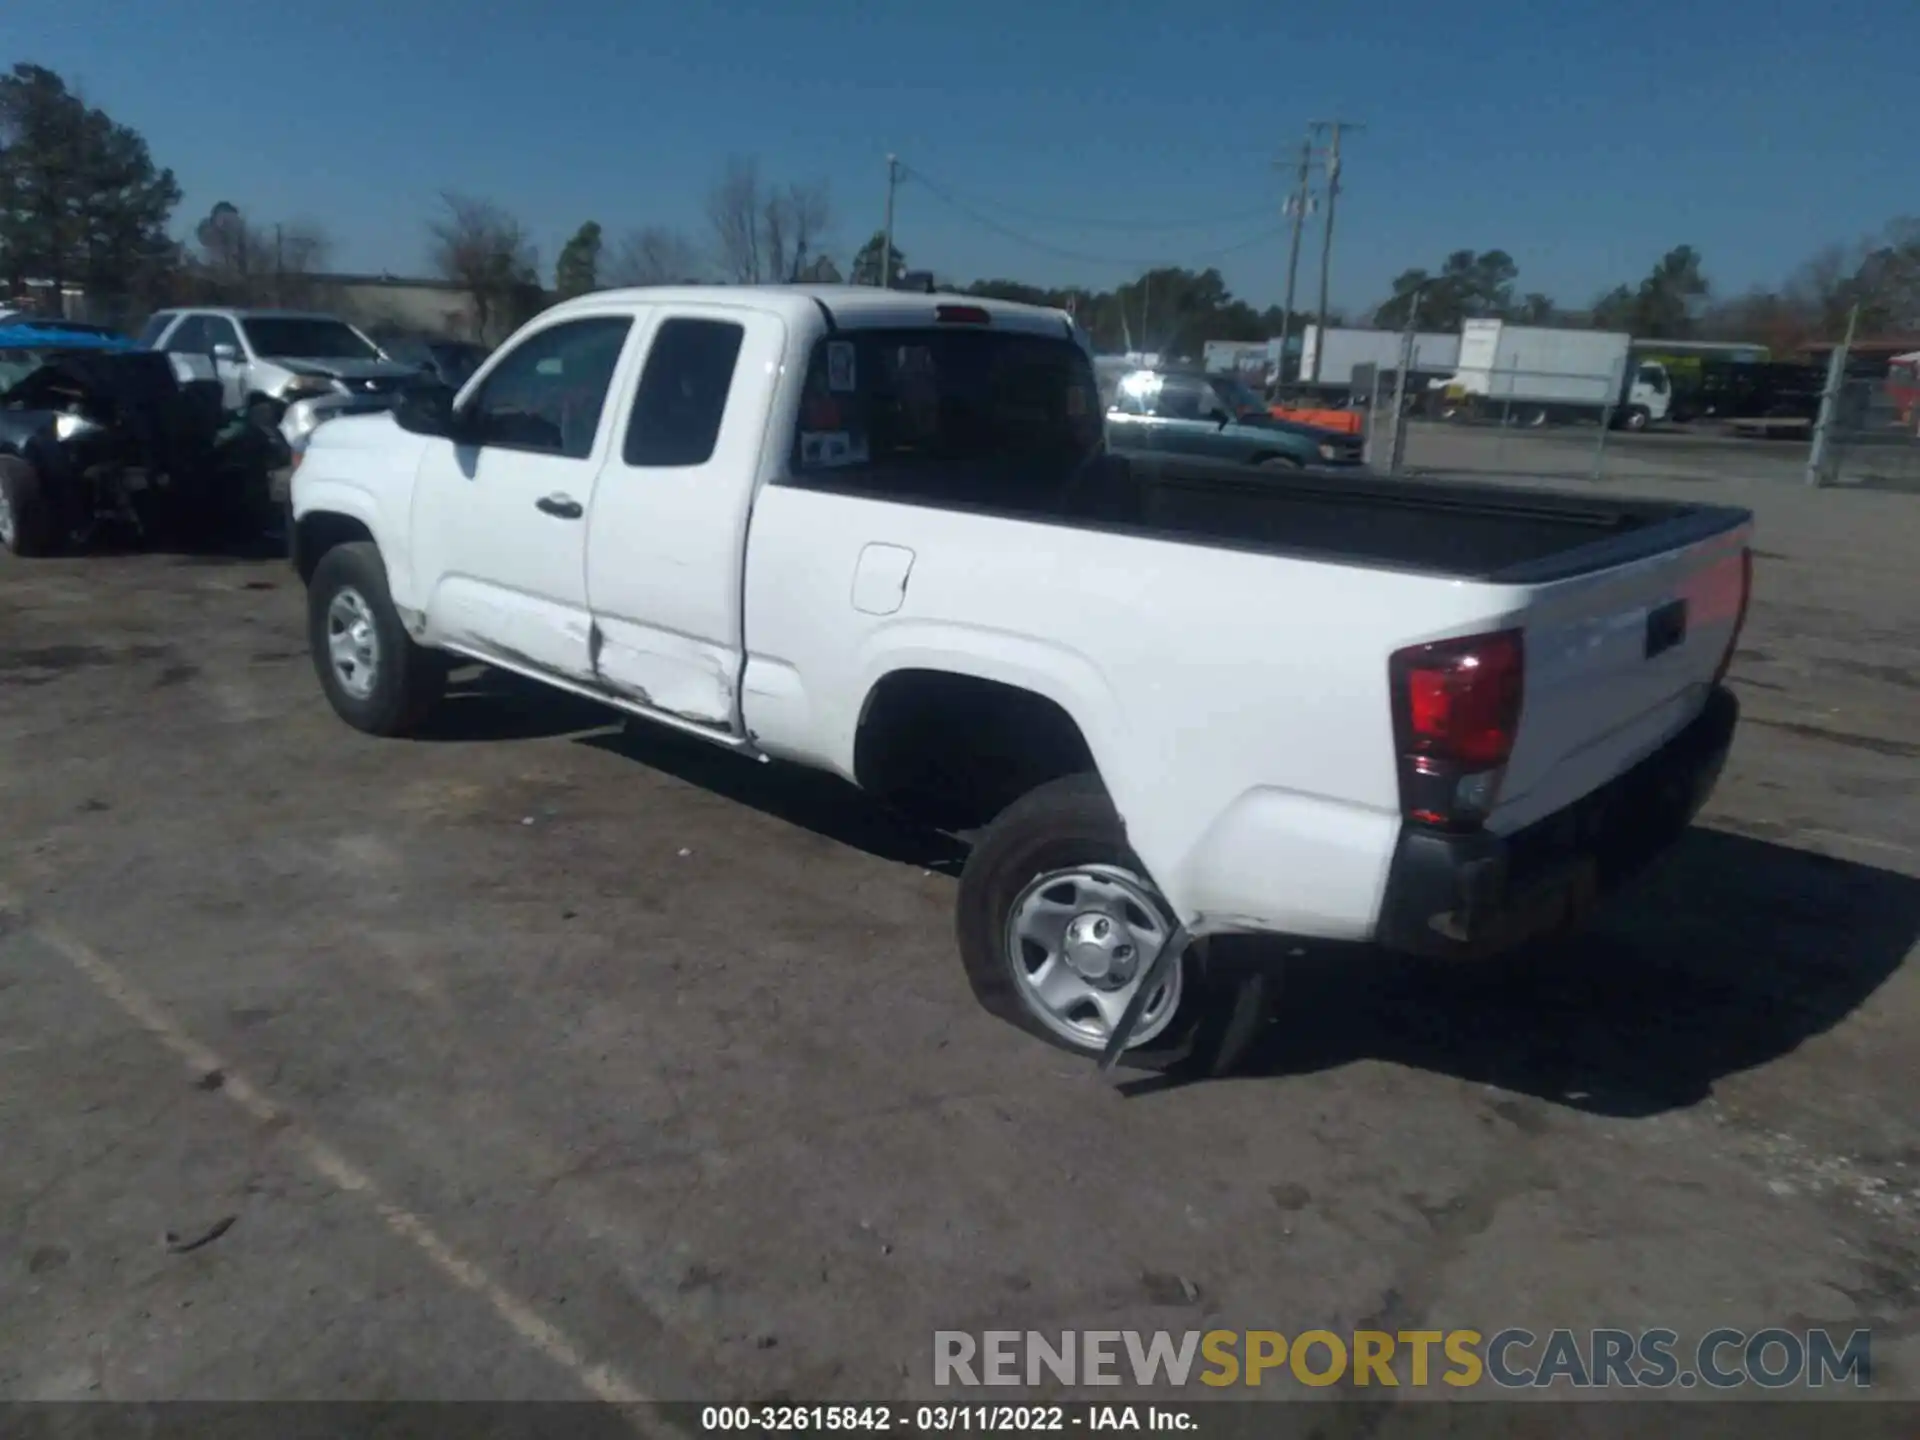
[1,457,1916,1411]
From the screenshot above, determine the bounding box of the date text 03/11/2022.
[699,1405,1195,1432]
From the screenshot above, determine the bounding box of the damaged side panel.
[590,618,737,726]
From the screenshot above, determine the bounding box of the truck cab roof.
[534,284,1081,341]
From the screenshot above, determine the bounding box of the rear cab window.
[785,326,1103,514]
[624,317,745,467]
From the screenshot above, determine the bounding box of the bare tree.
[604,226,706,286]
[706,157,764,283]
[704,157,832,284]
[761,180,831,284]
[190,201,333,306]
[426,192,540,343]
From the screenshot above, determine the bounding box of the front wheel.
[306,540,446,735]
[0,455,59,557]
[955,773,1272,1075]
[246,397,284,436]
[1621,405,1651,433]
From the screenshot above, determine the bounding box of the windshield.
[241,317,379,360]
[0,352,50,392]
[1210,375,1269,416]
[789,328,1102,504]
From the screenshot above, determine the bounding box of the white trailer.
[1201,339,1278,386]
[1442,320,1672,430]
[1300,326,1459,387]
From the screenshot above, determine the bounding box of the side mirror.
[212,343,239,363]
[1210,410,1232,428]
[393,383,463,439]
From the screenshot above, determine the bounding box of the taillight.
[935,304,991,325]
[1711,547,1753,687]
[1389,629,1525,830]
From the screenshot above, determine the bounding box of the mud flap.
[1098,922,1191,1075]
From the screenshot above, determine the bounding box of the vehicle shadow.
[1149,826,1917,1117]
[576,721,970,875]
[413,667,622,745]
[402,666,968,870]
[62,527,287,564]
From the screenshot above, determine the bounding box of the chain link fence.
[1353,348,1905,493]
[1821,369,1920,492]
[1359,359,1671,483]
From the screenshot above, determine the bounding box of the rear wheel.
[306,541,446,735]
[0,455,59,557]
[956,773,1273,1075]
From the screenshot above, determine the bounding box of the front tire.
[246,397,284,436]
[0,455,59,557]
[956,773,1271,1075]
[306,541,446,736]
[1622,405,1651,433]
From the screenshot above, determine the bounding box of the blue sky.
[5,0,1913,313]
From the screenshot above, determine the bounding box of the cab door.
[199,314,252,412]
[583,306,786,731]
[409,312,639,682]
[1149,375,1235,459]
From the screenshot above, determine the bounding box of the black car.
[0,347,280,555]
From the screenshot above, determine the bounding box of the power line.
[897,166,1278,233]
[904,168,1289,269]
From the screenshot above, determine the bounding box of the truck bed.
[1098,454,1747,583]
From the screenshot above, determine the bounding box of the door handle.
[535,494,583,520]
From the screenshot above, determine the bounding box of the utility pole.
[1806,303,1859,488]
[1385,287,1422,476]
[881,154,900,289]
[1308,120,1362,383]
[1274,136,1315,391]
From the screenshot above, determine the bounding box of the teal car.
[1102,366,1364,469]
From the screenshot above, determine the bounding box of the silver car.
[138,308,425,431]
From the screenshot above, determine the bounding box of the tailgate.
[1490,516,1751,832]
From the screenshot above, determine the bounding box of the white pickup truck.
[289,285,1753,1073]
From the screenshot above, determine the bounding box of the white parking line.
[2,889,663,1423]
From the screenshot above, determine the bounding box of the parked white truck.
[289,285,1752,1074]
[1439,320,1673,431]
[1300,325,1461,389]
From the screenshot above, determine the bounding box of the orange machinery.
[1270,405,1364,435]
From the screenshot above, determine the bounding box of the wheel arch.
[850,647,1126,832]
[292,502,377,586]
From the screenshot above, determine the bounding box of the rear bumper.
[1374,686,1739,960]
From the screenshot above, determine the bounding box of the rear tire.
[956,773,1273,1076]
[0,455,59,557]
[306,540,446,736]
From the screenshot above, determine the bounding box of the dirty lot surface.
[2,466,1918,1408]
